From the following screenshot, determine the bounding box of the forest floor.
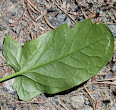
[0,0,116,110]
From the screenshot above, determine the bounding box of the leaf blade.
[3,19,114,101]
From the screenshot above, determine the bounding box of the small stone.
[84,101,90,105]
[85,106,93,110]
[11,12,16,16]
[0,42,3,51]
[11,0,17,3]
[3,78,16,93]
[104,71,112,79]
[8,19,15,24]
[71,95,84,109]
[110,107,116,110]
[91,93,99,100]
[36,0,39,3]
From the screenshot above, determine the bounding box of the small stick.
[27,3,36,22]
[0,69,12,76]
[16,22,23,41]
[43,15,55,29]
[10,9,26,27]
[84,85,95,101]
[95,96,102,110]
[54,2,76,23]
[26,0,40,12]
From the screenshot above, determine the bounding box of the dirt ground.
[0,0,116,110]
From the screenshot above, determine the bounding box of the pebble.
[0,42,3,51]
[8,19,15,24]
[110,107,116,110]
[50,14,70,28]
[84,101,90,105]
[85,106,93,110]
[3,78,16,93]
[104,71,112,79]
[107,25,116,38]
[91,93,99,100]
[11,27,21,34]
[36,0,39,3]
[11,12,16,16]
[71,95,84,109]
[11,0,17,3]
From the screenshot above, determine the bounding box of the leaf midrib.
[21,37,107,74]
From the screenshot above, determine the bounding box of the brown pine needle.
[80,7,87,19]
[34,33,36,39]
[0,54,5,61]
[28,22,33,32]
[16,22,23,41]
[95,96,102,110]
[0,64,8,67]
[27,3,36,22]
[36,4,53,21]
[26,0,40,12]
[28,2,39,14]
[0,69,12,76]
[84,85,95,101]
[54,2,76,23]
[10,9,26,27]
[36,31,38,37]
[30,32,33,40]
[43,15,55,29]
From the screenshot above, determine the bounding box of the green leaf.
[2,19,114,101]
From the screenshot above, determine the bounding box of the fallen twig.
[10,9,26,27]
[43,15,55,29]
